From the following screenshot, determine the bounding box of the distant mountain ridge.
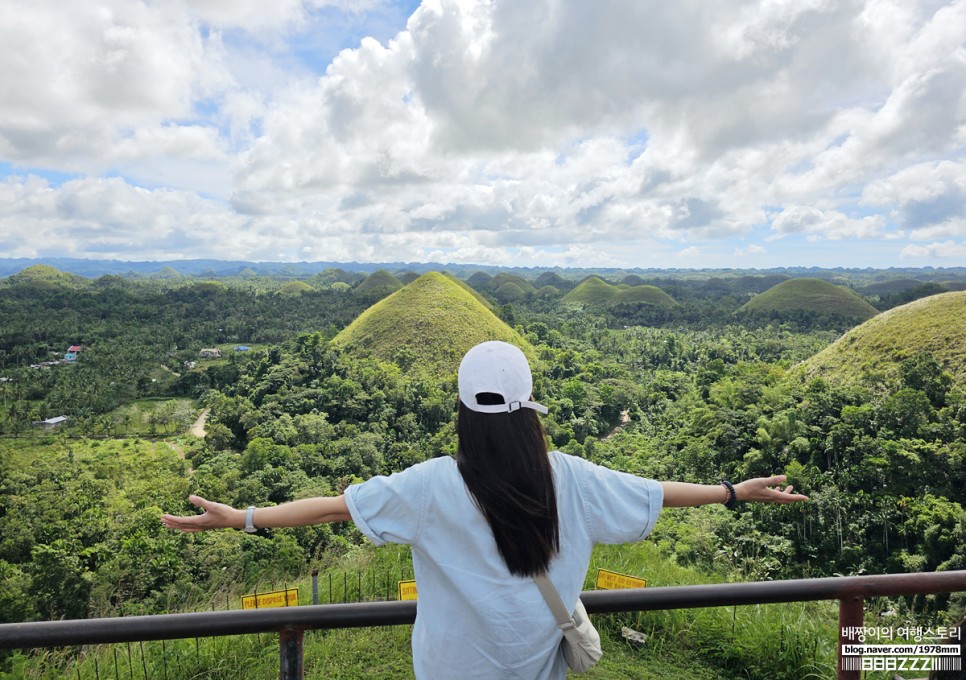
[3,257,966,284]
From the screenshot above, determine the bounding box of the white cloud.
[900,240,966,259]
[735,244,767,256]
[1,0,965,266]
[0,175,247,259]
[0,0,237,191]
[770,206,891,240]
[863,160,966,239]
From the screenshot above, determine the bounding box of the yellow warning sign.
[596,569,646,590]
[241,588,299,610]
[398,580,418,601]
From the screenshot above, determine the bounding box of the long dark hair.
[456,394,559,577]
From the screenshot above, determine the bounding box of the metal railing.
[2,570,965,680]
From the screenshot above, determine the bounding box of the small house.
[199,348,222,358]
[34,415,69,429]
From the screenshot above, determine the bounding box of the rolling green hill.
[563,277,677,309]
[495,281,527,302]
[737,278,878,323]
[397,270,420,285]
[4,264,87,289]
[859,278,925,296]
[465,271,493,292]
[308,268,365,288]
[354,269,403,298]
[561,276,620,305]
[801,291,966,387]
[490,272,536,293]
[535,271,570,289]
[613,284,677,308]
[619,274,646,287]
[278,281,314,296]
[331,272,532,376]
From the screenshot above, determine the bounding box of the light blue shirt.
[344,451,663,680]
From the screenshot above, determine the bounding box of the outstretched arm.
[161,495,352,533]
[661,475,808,508]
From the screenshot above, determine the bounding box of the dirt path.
[190,408,210,438]
[601,410,631,441]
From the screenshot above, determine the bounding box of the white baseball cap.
[458,341,548,414]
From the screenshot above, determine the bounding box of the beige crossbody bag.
[533,574,603,673]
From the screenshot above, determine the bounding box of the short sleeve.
[569,455,663,544]
[344,462,428,546]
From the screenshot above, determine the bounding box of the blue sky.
[0,0,964,268]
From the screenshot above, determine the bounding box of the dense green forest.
[1,264,964,679]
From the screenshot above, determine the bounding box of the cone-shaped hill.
[613,285,677,308]
[5,264,85,287]
[563,276,676,308]
[466,271,493,289]
[737,278,878,323]
[490,273,536,293]
[354,270,403,298]
[279,281,314,296]
[562,277,620,305]
[331,272,533,377]
[535,272,570,289]
[801,291,966,388]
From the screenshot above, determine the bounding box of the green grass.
[586,543,839,679]
[801,290,966,388]
[188,343,269,372]
[0,436,186,474]
[738,278,879,322]
[13,534,945,680]
[4,541,843,679]
[96,398,199,437]
[332,272,532,376]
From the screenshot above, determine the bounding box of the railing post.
[838,596,864,680]
[279,627,304,680]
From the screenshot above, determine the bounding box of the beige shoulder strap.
[533,574,573,627]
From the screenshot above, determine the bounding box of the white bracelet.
[244,506,257,533]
